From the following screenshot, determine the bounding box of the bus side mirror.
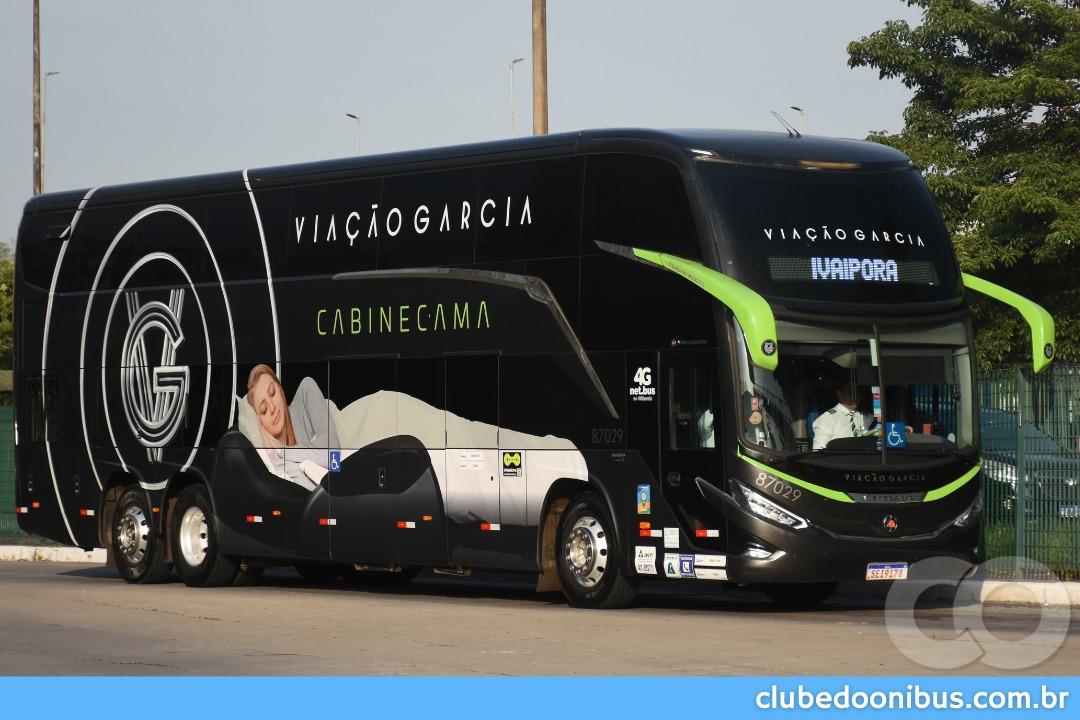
[961,273,1055,373]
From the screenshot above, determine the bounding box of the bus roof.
[23,128,914,215]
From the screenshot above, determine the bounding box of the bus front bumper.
[706,483,981,585]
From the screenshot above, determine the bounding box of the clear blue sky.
[0,0,923,246]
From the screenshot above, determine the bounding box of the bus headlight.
[953,491,983,528]
[736,483,809,530]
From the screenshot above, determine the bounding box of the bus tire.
[556,492,639,609]
[112,486,172,584]
[171,484,239,587]
[762,582,837,606]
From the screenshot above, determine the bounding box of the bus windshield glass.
[734,318,976,456]
[699,162,961,306]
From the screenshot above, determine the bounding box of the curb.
[838,578,1080,608]
[963,579,1080,608]
[0,546,107,563]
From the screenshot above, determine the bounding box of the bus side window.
[582,154,701,262]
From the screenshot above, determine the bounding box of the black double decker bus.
[14,129,1054,607]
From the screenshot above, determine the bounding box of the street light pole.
[790,106,804,134]
[509,57,523,137]
[345,113,360,155]
[42,70,59,192]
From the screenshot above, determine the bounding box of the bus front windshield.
[735,318,976,457]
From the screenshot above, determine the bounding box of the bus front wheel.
[170,484,239,587]
[112,486,172,584]
[556,492,639,609]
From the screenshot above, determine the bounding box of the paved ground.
[1,560,1077,676]
[2,541,1076,607]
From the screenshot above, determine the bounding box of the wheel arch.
[535,473,628,593]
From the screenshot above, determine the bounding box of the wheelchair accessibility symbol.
[329,451,342,472]
[885,422,907,449]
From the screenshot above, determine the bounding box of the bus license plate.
[866,562,908,581]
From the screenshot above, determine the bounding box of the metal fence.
[981,367,1080,580]
[0,406,15,535]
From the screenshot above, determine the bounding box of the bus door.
[327,357,398,565]
[658,352,726,549]
[445,354,504,568]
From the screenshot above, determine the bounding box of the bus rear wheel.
[112,486,172,584]
[171,484,239,587]
[556,492,639,609]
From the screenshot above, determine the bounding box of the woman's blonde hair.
[247,364,297,446]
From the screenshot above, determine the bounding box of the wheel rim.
[178,505,208,568]
[116,505,149,564]
[564,514,608,588]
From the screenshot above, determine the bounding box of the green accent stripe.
[962,273,1056,373]
[738,450,854,503]
[924,462,982,502]
[738,449,982,504]
[632,248,779,371]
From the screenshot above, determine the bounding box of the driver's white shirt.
[812,403,872,450]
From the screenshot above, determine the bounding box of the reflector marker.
[397,521,416,529]
[246,515,263,523]
[319,518,338,526]
[480,523,501,531]
[15,507,28,514]
[640,529,662,538]
[695,529,720,538]
[79,509,95,516]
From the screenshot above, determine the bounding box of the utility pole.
[532,0,548,136]
[33,0,42,196]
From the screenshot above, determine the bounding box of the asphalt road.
[0,561,1076,677]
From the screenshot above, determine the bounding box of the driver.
[812,380,872,450]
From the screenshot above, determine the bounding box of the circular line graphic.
[78,205,237,491]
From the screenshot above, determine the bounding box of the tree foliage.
[848,0,1080,367]
[0,243,11,373]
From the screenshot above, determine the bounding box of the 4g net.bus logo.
[629,366,656,403]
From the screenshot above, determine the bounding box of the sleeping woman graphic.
[245,364,339,490]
